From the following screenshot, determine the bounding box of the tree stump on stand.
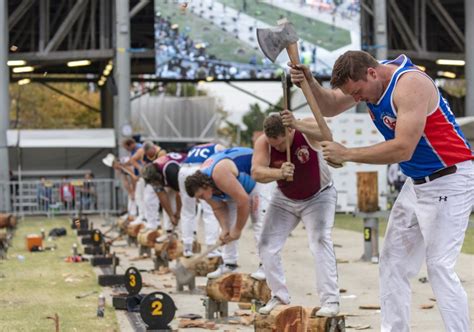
[206,273,271,303]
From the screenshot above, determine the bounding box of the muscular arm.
[290,64,356,116]
[251,135,286,183]
[340,73,435,164]
[293,117,324,142]
[308,80,356,116]
[213,160,250,232]
[128,148,144,170]
[156,190,177,225]
[205,199,230,231]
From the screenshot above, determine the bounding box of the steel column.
[374,0,387,60]
[114,0,131,155]
[1,0,11,211]
[466,0,474,117]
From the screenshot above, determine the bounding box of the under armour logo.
[439,196,448,201]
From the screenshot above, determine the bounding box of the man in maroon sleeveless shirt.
[252,111,340,316]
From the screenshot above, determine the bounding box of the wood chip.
[429,297,437,302]
[420,304,434,309]
[336,259,349,263]
[359,305,380,310]
[237,302,252,310]
[178,319,218,329]
[163,284,173,288]
[340,288,347,293]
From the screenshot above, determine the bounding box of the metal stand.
[354,211,388,263]
[176,274,195,292]
[127,235,137,246]
[139,245,151,257]
[153,256,169,270]
[203,297,228,319]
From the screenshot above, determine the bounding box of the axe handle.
[282,74,294,182]
[182,241,222,270]
[286,43,334,143]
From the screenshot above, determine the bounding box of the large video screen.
[154,0,360,80]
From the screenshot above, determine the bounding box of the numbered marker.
[92,229,102,245]
[364,227,371,242]
[125,267,142,295]
[139,292,176,329]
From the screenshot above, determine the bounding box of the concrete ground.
[93,216,474,331]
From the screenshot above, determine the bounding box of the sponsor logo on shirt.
[296,146,310,164]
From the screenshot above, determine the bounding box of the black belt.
[412,165,457,185]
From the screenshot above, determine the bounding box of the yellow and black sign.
[139,291,177,329]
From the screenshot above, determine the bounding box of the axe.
[257,20,336,148]
[173,241,222,286]
[281,72,293,181]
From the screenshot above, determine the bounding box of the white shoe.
[206,248,222,259]
[144,223,158,231]
[258,297,284,315]
[250,264,266,281]
[315,302,339,317]
[119,213,129,221]
[129,216,145,226]
[183,243,193,258]
[155,231,172,243]
[206,263,238,279]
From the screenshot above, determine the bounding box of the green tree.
[9,83,100,129]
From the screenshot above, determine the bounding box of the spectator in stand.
[60,176,75,210]
[81,172,96,210]
[37,177,53,211]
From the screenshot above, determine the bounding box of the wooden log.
[306,308,345,332]
[356,171,379,212]
[255,306,345,332]
[0,214,16,229]
[192,240,201,254]
[206,273,271,303]
[154,238,183,260]
[137,229,160,247]
[190,256,222,277]
[255,305,308,332]
[127,224,144,237]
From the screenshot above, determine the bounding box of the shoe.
[183,243,193,258]
[250,264,266,281]
[155,230,173,243]
[258,297,284,315]
[206,263,238,279]
[315,302,340,317]
[206,248,222,259]
[144,223,159,231]
[129,216,145,226]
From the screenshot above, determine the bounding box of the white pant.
[144,183,160,229]
[135,177,146,219]
[380,160,473,332]
[221,182,268,264]
[178,164,220,246]
[259,186,339,305]
[127,196,137,217]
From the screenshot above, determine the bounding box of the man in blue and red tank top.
[178,143,225,258]
[252,111,340,317]
[142,152,186,232]
[184,147,268,280]
[290,51,473,332]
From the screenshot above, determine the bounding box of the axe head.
[256,20,299,63]
[173,261,195,285]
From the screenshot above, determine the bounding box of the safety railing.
[0,179,125,216]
